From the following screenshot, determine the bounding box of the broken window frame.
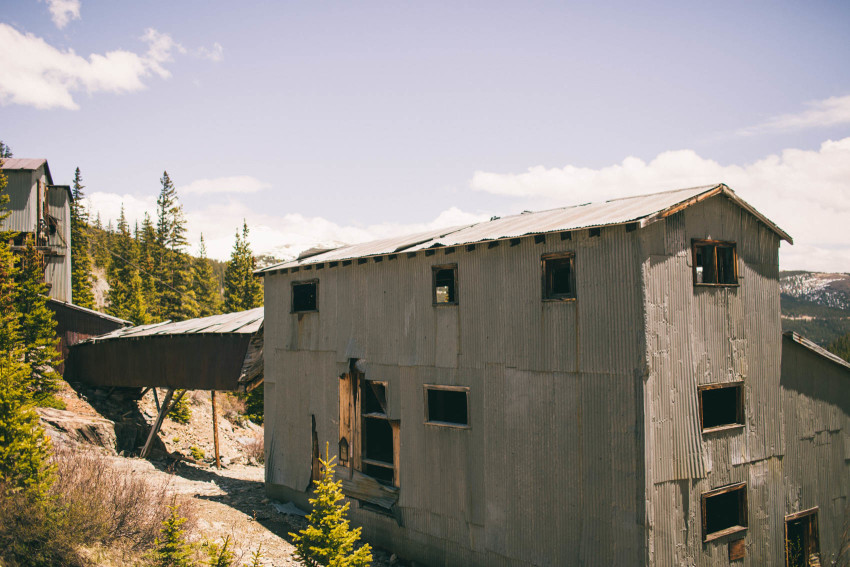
[701,482,748,542]
[692,239,738,286]
[424,385,470,429]
[360,380,395,485]
[698,381,745,433]
[432,264,458,306]
[541,252,576,301]
[291,279,319,313]
[785,507,820,567]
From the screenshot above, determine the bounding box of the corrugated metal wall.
[0,169,37,232]
[781,335,850,566]
[45,184,71,302]
[642,195,787,566]
[265,224,648,566]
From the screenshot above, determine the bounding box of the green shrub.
[168,391,192,424]
[203,536,234,567]
[290,443,372,567]
[149,504,195,567]
[190,446,205,461]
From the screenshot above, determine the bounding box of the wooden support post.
[152,388,161,412]
[211,391,221,469]
[140,388,174,459]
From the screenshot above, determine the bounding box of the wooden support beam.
[152,388,161,412]
[140,388,174,458]
[211,391,221,469]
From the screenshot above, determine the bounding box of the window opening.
[693,240,737,285]
[785,508,819,567]
[699,382,744,432]
[702,483,747,541]
[292,280,317,312]
[433,265,457,305]
[542,252,575,300]
[425,386,469,427]
[360,381,395,485]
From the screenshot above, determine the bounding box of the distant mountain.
[780,271,850,346]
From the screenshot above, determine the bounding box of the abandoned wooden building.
[0,158,72,302]
[258,184,849,566]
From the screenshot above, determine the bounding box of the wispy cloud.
[471,137,850,272]
[0,24,181,109]
[737,95,850,136]
[195,42,224,63]
[40,0,81,29]
[179,176,269,195]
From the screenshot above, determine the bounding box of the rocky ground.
[41,381,402,567]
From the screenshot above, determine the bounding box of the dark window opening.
[694,240,737,285]
[426,387,468,426]
[786,510,819,567]
[702,483,747,541]
[534,234,546,244]
[589,227,601,237]
[699,383,744,431]
[433,265,457,305]
[542,253,575,300]
[359,380,396,486]
[292,281,317,312]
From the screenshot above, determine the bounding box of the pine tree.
[70,167,95,308]
[0,356,55,501]
[290,443,372,567]
[223,221,263,313]
[15,237,63,406]
[204,535,235,567]
[193,235,222,317]
[106,206,149,324]
[150,504,195,567]
[0,141,12,158]
[91,212,111,269]
[154,172,197,321]
[0,158,20,355]
[138,212,158,312]
[827,332,850,363]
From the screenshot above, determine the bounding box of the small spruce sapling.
[150,503,195,567]
[204,535,235,567]
[290,442,372,567]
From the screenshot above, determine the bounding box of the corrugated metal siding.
[45,183,71,302]
[781,335,850,566]
[265,223,647,566]
[643,195,787,566]
[0,168,37,233]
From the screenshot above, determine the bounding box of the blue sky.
[2,0,849,269]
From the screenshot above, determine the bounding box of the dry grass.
[218,392,247,424]
[246,431,264,464]
[51,447,196,551]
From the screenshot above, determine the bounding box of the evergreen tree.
[91,212,111,269]
[223,221,263,313]
[193,234,222,317]
[827,332,850,363]
[154,172,196,321]
[0,155,20,355]
[106,206,149,324]
[70,167,95,308]
[0,356,55,501]
[0,141,12,158]
[138,212,158,311]
[150,504,195,567]
[290,443,372,567]
[15,237,63,406]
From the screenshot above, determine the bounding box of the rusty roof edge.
[640,184,793,243]
[783,331,850,373]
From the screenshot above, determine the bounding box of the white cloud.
[0,24,181,109]
[195,42,223,63]
[40,0,81,29]
[81,191,157,230]
[470,137,850,272]
[737,95,850,136]
[179,176,269,195]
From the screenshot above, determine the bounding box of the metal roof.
[783,331,850,373]
[46,298,132,326]
[1,158,48,171]
[258,183,792,274]
[81,307,263,343]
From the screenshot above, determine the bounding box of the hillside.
[780,271,850,346]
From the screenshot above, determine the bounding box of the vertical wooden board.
[339,373,352,468]
[391,420,401,487]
